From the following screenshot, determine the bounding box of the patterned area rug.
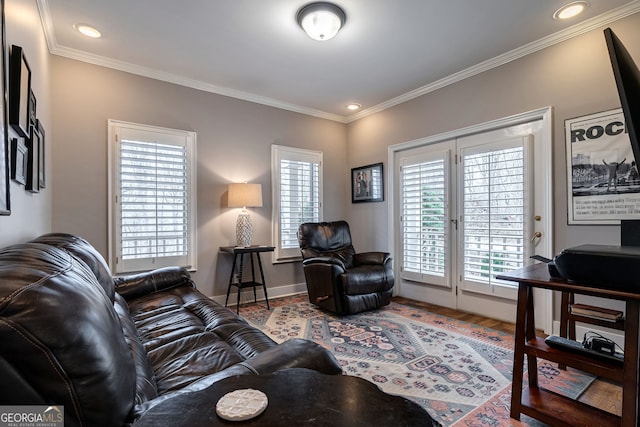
[241,295,596,427]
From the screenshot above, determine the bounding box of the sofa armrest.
[240,338,342,375]
[114,266,194,300]
[354,252,391,266]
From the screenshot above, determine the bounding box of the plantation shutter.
[459,136,531,295]
[272,145,323,260]
[280,159,320,248]
[400,150,450,287]
[110,121,197,274]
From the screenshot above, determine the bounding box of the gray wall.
[50,57,347,297]
[346,13,640,258]
[0,0,52,246]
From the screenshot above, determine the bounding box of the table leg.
[225,253,238,308]
[250,253,257,303]
[525,286,538,388]
[257,252,270,310]
[236,253,244,314]
[510,282,529,420]
[621,300,639,427]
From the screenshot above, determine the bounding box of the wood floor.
[393,296,623,417]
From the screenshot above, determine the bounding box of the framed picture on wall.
[565,108,640,224]
[25,123,39,193]
[351,162,384,203]
[37,119,45,189]
[0,0,9,215]
[9,44,31,138]
[10,138,26,185]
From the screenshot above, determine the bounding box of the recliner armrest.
[354,252,391,266]
[114,266,194,300]
[302,256,347,270]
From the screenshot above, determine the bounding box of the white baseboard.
[209,282,307,307]
[551,320,625,348]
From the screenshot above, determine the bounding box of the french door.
[393,110,552,325]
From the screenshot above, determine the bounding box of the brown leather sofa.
[297,221,394,315]
[0,233,341,426]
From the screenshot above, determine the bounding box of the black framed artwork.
[28,88,36,126]
[10,137,26,185]
[37,119,45,189]
[9,44,31,138]
[25,123,39,193]
[351,162,384,203]
[0,0,9,215]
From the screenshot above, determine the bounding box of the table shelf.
[519,387,620,427]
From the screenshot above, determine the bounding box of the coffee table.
[135,368,435,426]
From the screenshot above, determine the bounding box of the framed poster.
[565,108,640,224]
[8,44,30,138]
[0,0,9,215]
[351,162,384,203]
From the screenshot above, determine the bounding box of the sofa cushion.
[0,243,136,427]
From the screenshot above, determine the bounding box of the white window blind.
[109,121,197,273]
[272,145,323,261]
[460,140,529,292]
[400,150,450,287]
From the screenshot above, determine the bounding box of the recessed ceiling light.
[553,1,588,20]
[347,103,361,111]
[74,23,102,38]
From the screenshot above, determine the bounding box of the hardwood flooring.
[392,296,623,417]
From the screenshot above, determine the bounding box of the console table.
[135,368,436,426]
[498,263,640,427]
[220,245,274,313]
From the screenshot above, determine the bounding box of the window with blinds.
[400,150,450,287]
[272,145,323,261]
[460,140,529,292]
[109,120,197,273]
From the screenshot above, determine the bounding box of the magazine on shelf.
[570,303,624,321]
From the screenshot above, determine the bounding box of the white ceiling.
[38,0,640,123]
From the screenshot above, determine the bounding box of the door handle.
[531,231,542,242]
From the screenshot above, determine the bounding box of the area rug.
[242,294,596,427]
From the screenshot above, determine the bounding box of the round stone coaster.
[216,388,268,421]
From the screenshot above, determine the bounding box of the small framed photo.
[37,119,45,189]
[351,162,384,203]
[8,45,31,138]
[25,124,39,193]
[28,89,36,126]
[10,138,26,185]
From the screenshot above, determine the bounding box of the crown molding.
[346,1,640,123]
[38,0,640,124]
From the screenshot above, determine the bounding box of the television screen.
[604,28,640,174]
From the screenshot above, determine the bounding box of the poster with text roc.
[566,108,640,224]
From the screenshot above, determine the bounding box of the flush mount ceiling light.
[346,103,361,111]
[296,2,346,41]
[74,23,102,38]
[553,1,589,20]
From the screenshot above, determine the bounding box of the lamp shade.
[228,183,263,208]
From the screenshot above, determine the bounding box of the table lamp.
[228,183,263,247]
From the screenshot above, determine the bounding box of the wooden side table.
[220,245,274,313]
[498,263,640,427]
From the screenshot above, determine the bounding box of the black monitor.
[604,28,640,245]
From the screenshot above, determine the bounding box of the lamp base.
[236,211,253,247]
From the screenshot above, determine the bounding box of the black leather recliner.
[297,220,394,315]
